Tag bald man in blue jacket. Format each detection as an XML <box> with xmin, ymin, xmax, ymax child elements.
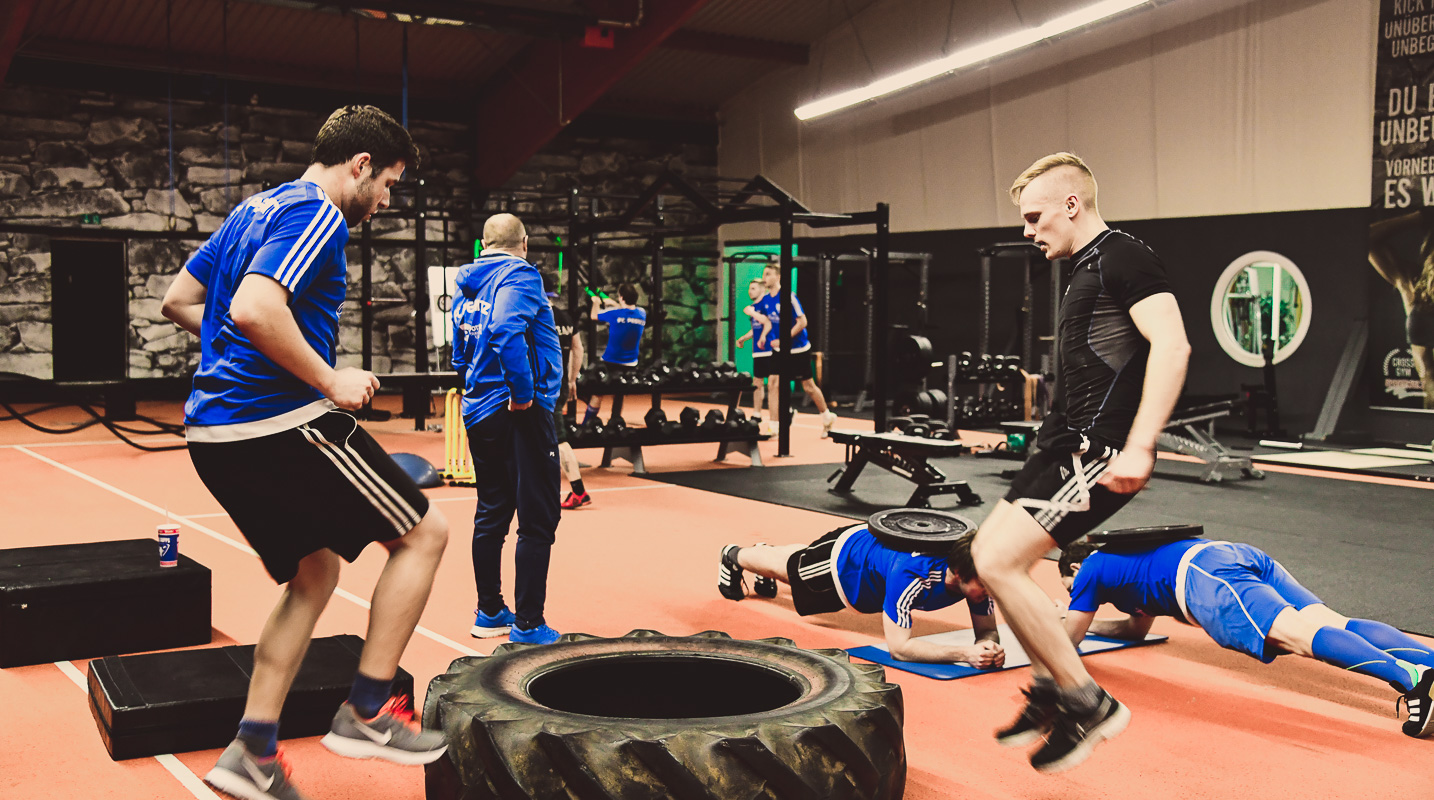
<box><xmin>451</xmin><ymin>213</ymin><xmax>564</xmax><ymax>645</ymax></box>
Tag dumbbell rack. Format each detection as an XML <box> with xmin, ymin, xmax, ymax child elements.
<box><xmin>571</xmin><ymin>377</ymin><xmax>769</xmax><ymax>476</ymax></box>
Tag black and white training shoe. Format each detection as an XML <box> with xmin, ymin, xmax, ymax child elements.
<box><xmin>750</xmin><ymin>542</ymin><xmax>778</xmax><ymax>598</ymax></box>
<box><xmin>1028</xmin><ymin>689</ymin><xmax>1130</xmax><ymax>773</ymax></box>
<box><xmin>718</xmin><ymin>545</ymin><xmax>745</xmax><ymax>601</ymax></box>
<box><xmin>1400</xmin><ymin>666</ymin><xmax>1434</xmax><ymax>738</ymax></box>
<box><xmin>995</xmin><ymin>683</ymin><xmax>1059</xmax><ymax>747</ymax></box>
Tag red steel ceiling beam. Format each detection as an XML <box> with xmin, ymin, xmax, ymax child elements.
<box><xmin>663</xmin><ymin>29</ymin><xmax>808</xmax><ymax>65</ymax></box>
<box><xmin>0</xmin><ymin>0</ymin><xmax>37</xmax><ymax>85</ymax></box>
<box><xmin>471</xmin><ymin>0</ymin><xmax>711</xmax><ymax>188</ymax></box>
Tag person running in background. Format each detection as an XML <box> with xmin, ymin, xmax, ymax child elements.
<box><xmin>752</xmin><ymin>260</ymin><xmax>838</xmax><ymax>436</ymax></box>
<box><xmin>736</xmin><ymin>277</ymin><xmax>773</xmax><ymax>425</ymax></box>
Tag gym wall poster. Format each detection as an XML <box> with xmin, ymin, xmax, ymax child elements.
<box><xmin>1370</xmin><ymin>0</ymin><xmax>1434</xmax><ymax>412</ymax></box>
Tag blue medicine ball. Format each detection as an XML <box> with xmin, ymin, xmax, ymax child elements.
<box><xmin>391</xmin><ymin>452</ymin><xmax>442</xmax><ymax>488</ymax></box>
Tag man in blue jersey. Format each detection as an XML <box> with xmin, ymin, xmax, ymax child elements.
<box><xmin>1051</xmin><ymin>539</ymin><xmax>1434</xmax><ymax>739</ymax></box>
<box><xmin>751</xmin><ymin>260</ymin><xmax>838</xmax><ymax>436</ymax></box>
<box><xmin>160</xmin><ymin>105</ymin><xmax>447</xmax><ymax>800</ymax></box>
<box><xmin>451</xmin><ymin>213</ymin><xmax>564</xmax><ymax>646</ymax></box>
<box><xmin>735</xmin><ymin>278</ymin><xmax>773</xmax><ymax>422</ymax></box>
<box><xmin>717</xmin><ymin>527</ymin><xmax>1004</xmax><ymax>668</ymax></box>
<box><xmin>583</xmin><ymin>283</ymin><xmax>645</xmax><ymax>424</ymax></box>
<box><xmin>971</xmin><ymin>153</ymin><xmax>1191</xmax><ymax>773</ymax></box>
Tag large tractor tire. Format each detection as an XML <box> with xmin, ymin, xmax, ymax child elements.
<box><xmin>422</xmin><ymin>630</ymin><xmax>905</xmax><ymax>800</ymax></box>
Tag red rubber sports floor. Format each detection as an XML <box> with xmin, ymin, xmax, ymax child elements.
<box><xmin>1</xmin><ymin>400</ymin><xmax>1430</xmax><ymax>799</ymax></box>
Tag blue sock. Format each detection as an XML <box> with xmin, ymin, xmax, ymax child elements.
<box><xmin>236</xmin><ymin>719</ymin><xmax>278</xmax><ymax>758</ymax></box>
<box><xmin>582</xmin><ymin>406</ymin><xmax>597</xmax><ymax>424</ymax></box>
<box><xmin>347</xmin><ymin>671</ymin><xmax>394</xmax><ymax>719</ymax></box>
<box><xmin>1312</xmin><ymin>627</ymin><xmax>1422</xmax><ymax>692</ymax></box>
<box><xmin>1345</xmin><ymin>618</ymin><xmax>1434</xmax><ymax>669</ymax></box>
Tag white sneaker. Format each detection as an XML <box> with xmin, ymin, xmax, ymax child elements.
<box><xmin>821</xmin><ymin>411</ymin><xmax>838</xmax><ymax>437</ymax></box>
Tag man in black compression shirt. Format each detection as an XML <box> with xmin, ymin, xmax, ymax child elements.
<box><xmin>970</xmin><ymin>153</ymin><xmax>1191</xmax><ymax>774</ymax></box>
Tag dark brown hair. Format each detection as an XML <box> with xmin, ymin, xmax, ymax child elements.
<box><xmin>618</xmin><ymin>283</ymin><xmax>638</xmax><ymax>304</ymax></box>
<box><xmin>1058</xmin><ymin>541</ymin><xmax>1099</xmax><ymax>579</ymax></box>
<box><xmin>946</xmin><ymin>532</ymin><xmax>978</xmax><ymax>583</ymax></box>
<box><xmin>312</xmin><ymin>105</ymin><xmax>420</xmax><ymax>174</ymax></box>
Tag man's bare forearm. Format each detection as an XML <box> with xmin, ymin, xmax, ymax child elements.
<box><xmin>1124</xmin><ymin>340</ymin><xmax>1189</xmax><ymax>451</ymax></box>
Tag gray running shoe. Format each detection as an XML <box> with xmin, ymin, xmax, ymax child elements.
<box><xmin>204</xmin><ymin>740</ymin><xmax>308</xmax><ymax>800</ymax></box>
<box><xmin>320</xmin><ymin>696</ymin><xmax>448</xmax><ymax>765</ymax></box>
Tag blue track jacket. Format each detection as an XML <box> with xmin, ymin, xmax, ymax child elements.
<box><xmin>451</xmin><ymin>253</ymin><xmax>562</xmax><ymax>427</ymax></box>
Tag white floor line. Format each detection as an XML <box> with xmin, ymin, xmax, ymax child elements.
<box><xmin>19</xmin><ymin>447</ymin><xmax>479</xmax><ymax>657</ymax></box>
<box><xmin>176</xmin><ymin>512</ymin><xmax>232</xmax><ymax>520</ymax></box>
<box><xmin>3</xmin><ymin>439</ymin><xmax>137</xmax><ymax>449</ymax></box>
<box><xmin>53</xmin><ymin>660</ymin><xmax>220</xmax><ymax>800</ymax></box>
<box><xmin>15</xmin><ymin>447</ymin><xmax>257</xmax><ymax>557</ymax></box>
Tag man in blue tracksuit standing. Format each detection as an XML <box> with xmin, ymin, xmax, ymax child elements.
<box><xmin>451</xmin><ymin>213</ymin><xmax>563</xmax><ymax>645</ymax></box>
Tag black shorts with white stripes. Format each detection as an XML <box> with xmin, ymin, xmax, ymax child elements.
<box><xmin>785</xmin><ymin>525</ymin><xmax>852</xmax><ymax>616</ymax></box>
<box><xmin>1003</xmin><ymin>442</ymin><xmax>1135</xmax><ymax>547</ymax></box>
<box><xmin>189</xmin><ymin>411</ymin><xmax>430</xmax><ymax>583</ymax></box>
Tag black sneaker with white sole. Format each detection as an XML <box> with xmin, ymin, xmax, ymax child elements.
<box><xmin>753</xmin><ymin>576</ymin><xmax>778</xmax><ymax>598</ymax></box>
<box><xmin>1028</xmin><ymin>689</ymin><xmax>1130</xmax><ymax>773</ymax></box>
<box><xmin>718</xmin><ymin>545</ymin><xmax>745</xmax><ymax>600</ymax></box>
<box><xmin>995</xmin><ymin>683</ymin><xmax>1059</xmax><ymax>747</ymax></box>
<box><xmin>1400</xmin><ymin>666</ymin><xmax>1434</xmax><ymax>738</ymax></box>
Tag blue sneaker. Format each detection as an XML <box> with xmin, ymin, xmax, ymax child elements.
<box><xmin>471</xmin><ymin>607</ymin><xmax>515</xmax><ymax>638</ymax></box>
<box><xmin>509</xmin><ymin>624</ymin><xmax>560</xmax><ymax>644</ymax></box>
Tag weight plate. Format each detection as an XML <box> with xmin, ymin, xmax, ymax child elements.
<box><xmin>868</xmin><ymin>508</ymin><xmax>977</xmax><ymax>554</ymax></box>
<box><xmin>1086</xmin><ymin>524</ymin><xmax>1204</xmax><ymax>552</ymax></box>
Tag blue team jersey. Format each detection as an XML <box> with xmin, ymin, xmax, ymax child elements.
<box><xmin>749</xmin><ymin>312</ymin><xmax>771</xmax><ymax>354</ymax></box>
<box><xmin>834</xmin><ymin>528</ymin><xmax>994</xmax><ymax>628</ymax></box>
<box><xmin>753</xmin><ymin>292</ymin><xmax>810</xmax><ymax>353</ymax></box>
<box><xmin>183</xmin><ymin>181</ymin><xmax>349</xmax><ymax>434</ymax></box>
<box><xmin>598</xmin><ymin>306</ymin><xmax>646</xmax><ymax>366</ymax></box>
<box><xmin>1067</xmin><ymin>539</ymin><xmax>1206</xmax><ymax>618</ymax></box>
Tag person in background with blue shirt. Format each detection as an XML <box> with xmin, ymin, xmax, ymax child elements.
<box><xmin>451</xmin><ymin>213</ymin><xmax>563</xmax><ymax>647</ymax></box>
<box><xmin>583</xmin><ymin>283</ymin><xmax>645</xmax><ymax>425</ymax></box>
<box><xmin>751</xmin><ymin>260</ymin><xmax>839</xmax><ymax>437</ymax></box>
<box><xmin>734</xmin><ymin>278</ymin><xmax>773</xmax><ymax>423</ymax></box>
<box><xmin>716</xmin><ymin>526</ymin><xmax>1003</xmax><ymax>667</ymax></box>
<box><xmin>160</xmin><ymin>105</ymin><xmax>448</xmax><ymax>800</ymax></box>
<box><xmin>1053</xmin><ymin>538</ymin><xmax>1434</xmax><ymax>740</ymax></box>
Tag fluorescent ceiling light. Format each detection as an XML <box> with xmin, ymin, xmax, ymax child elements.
<box><xmin>794</xmin><ymin>0</ymin><xmax>1153</xmax><ymax>120</ymax></box>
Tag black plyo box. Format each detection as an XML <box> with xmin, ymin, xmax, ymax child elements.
<box><xmin>88</xmin><ymin>634</ymin><xmax>416</xmax><ymax>760</ymax></box>
<box><xmin>0</xmin><ymin>538</ymin><xmax>211</xmax><ymax>668</ymax></box>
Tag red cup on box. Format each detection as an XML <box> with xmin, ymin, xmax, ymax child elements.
<box><xmin>158</xmin><ymin>523</ymin><xmax>180</xmax><ymax>567</ymax></box>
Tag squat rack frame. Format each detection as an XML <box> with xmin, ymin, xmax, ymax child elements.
<box><xmin>564</xmin><ymin>170</ymin><xmax>892</xmax><ymax>456</ymax></box>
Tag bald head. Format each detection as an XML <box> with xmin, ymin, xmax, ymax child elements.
<box><xmin>483</xmin><ymin>213</ymin><xmax>527</xmax><ymax>253</ymax></box>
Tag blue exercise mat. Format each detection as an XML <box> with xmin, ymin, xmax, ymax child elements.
<box><xmin>847</xmin><ymin>624</ymin><xmax>1167</xmax><ymax>680</ymax></box>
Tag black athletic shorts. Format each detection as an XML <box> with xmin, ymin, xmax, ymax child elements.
<box><xmin>1003</xmin><ymin>440</ymin><xmax>1134</xmax><ymax>547</ymax></box>
<box><xmin>753</xmin><ymin>352</ymin><xmax>813</xmax><ymax>381</ymax></box>
<box><xmin>786</xmin><ymin>524</ymin><xmax>859</xmax><ymax>616</ymax></box>
<box><xmin>189</xmin><ymin>410</ymin><xmax>430</xmax><ymax>583</ymax></box>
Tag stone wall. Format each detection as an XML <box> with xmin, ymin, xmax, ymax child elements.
<box><xmin>0</xmin><ymin>82</ymin><xmax>720</xmax><ymax>381</ymax></box>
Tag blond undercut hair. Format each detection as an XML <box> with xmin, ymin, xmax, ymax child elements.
<box><xmin>1009</xmin><ymin>152</ymin><xmax>1098</xmax><ymax>212</ymax></box>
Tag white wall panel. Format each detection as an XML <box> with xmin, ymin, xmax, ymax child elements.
<box><xmin>717</xmin><ymin>0</ymin><xmax>1377</xmax><ymax>233</ymax></box>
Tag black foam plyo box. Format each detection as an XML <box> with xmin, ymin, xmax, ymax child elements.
<box><xmin>88</xmin><ymin>634</ymin><xmax>416</xmax><ymax>760</ymax></box>
<box><xmin>0</xmin><ymin>539</ymin><xmax>211</xmax><ymax>668</ymax></box>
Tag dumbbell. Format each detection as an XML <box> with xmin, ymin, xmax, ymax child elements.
<box><xmin>888</xmin><ymin>415</ymin><xmax>913</xmax><ymax>434</ymax></box>
<box><xmin>607</xmin><ymin>415</ymin><xmax>628</xmax><ymax>439</ymax></box>
<box><xmin>700</xmin><ymin>409</ymin><xmax>726</xmax><ymax>432</ymax></box>
<box><xmin>905</xmin><ymin>423</ymin><xmax>930</xmax><ymax>438</ymax></box>
<box><xmin>724</xmin><ymin>408</ymin><xmax>748</xmax><ymax>434</ymax></box>
<box><xmin>579</xmin><ymin>417</ymin><xmax>605</xmax><ymax>441</ymax></box>
<box><xmin>679</xmin><ymin>406</ymin><xmax>701</xmax><ymax>430</ymax></box>
<box><xmin>957</xmin><ymin>351</ymin><xmax>974</xmax><ymax>380</ymax></box>
<box><xmin>645</xmin><ymin>407</ymin><xmax>681</xmax><ymax>437</ymax></box>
